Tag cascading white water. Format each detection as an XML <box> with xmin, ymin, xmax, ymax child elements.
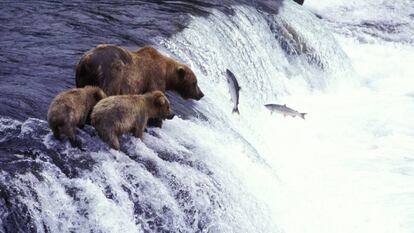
<box><xmin>159</xmin><ymin>0</ymin><xmax>414</xmax><ymax>232</ymax></box>
<box><xmin>2</xmin><ymin>1</ymin><xmax>414</xmax><ymax>232</ymax></box>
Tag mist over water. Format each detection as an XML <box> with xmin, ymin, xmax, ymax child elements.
<box><xmin>1</xmin><ymin>0</ymin><xmax>414</xmax><ymax>232</ymax></box>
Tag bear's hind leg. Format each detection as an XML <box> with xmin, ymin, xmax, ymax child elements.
<box><xmin>98</xmin><ymin>129</ymin><xmax>120</xmax><ymax>150</ymax></box>
<box><xmin>106</xmin><ymin>134</ymin><xmax>120</xmax><ymax>150</ymax></box>
<box><xmin>63</xmin><ymin>124</ymin><xmax>82</xmax><ymax>148</ymax></box>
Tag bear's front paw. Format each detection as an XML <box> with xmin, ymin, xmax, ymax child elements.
<box><xmin>147</xmin><ymin>118</ymin><xmax>163</xmax><ymax>128</ymax></box>
<box><xmin>70</xmin><ymin>138</ymin><xmax>83</xmax><ymax>149</ymax></box>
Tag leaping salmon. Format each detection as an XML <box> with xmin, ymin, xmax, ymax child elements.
<box><xmin>265</xmin><ymin>104</ymin><xmax>306</xmax><ymax>119</ymax></box>
<box><xmin>226</xmin><ymin>69</ymin><xmax>241</xmax><ymax>114</ymax></box>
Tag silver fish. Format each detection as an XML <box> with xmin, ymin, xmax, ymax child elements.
<box><xmin>226</xmin><ymin>69</ymin><xmax>241</xmax><ymax>114</ymax></box>
<box><xmin>265</xmin><ymin>104</ymin><xmax>307</xmax><ymax>119</ymax></box>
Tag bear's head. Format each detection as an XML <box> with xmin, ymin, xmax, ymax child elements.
<box><xmin>174</xmin><ymin>65</ymin><xmax>204</xmax><ymax>101</ymax></box>
<box><xmin>152</xmin><ymin>91</ymin><xmax>175</xmax><ymax>120</ymax></box>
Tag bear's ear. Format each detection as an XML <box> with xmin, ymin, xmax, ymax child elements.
<box><xmin>94</xmin><ymin>90</ymin><xmax>106</xmax><ymax>101</ymax></box>
<box><xmin>154</xmin><ymin>96</ymin><xmax>166</xmax><ymax>107</ymax></box>
<box><xmin>177</xmin><ymin>66</ymin><xmax>185</xmax><ymax>80</ymax></box>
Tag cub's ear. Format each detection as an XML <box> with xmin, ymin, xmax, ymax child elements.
<box><xmin>154</xmin><ymin>96</ymin><xmax>166</xmax><ymax>107</ymax></box>
<box><xmin>177</xmin><ymin>66</ymin><xmax>185</xmax><ymax>80</ymax></box>
<box><xmin>94</xmin><ymin>90</ymin><xmax>106</xmax><ymax>101</ymax></box>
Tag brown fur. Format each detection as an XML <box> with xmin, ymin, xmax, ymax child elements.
<box><xmin>76</xmin><ymin>45</ymin><xmax>204</xmax><ymax>100</ymax></box>
<box><xmin>47</xmin><ymin>86</ymin><xmax>107</xmax><ymax>147</ymax></box>
<box><xmin>91</xmin><ymin>91</ymin><xmax>174</xmax><ymax>150</ymax></box>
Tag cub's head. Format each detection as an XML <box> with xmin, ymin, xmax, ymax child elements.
<box><xmin>174</xmin><ymin>65</ymin><xmax>204</xmax><ymax>101</ymax></box>
<box><xmin>152</xmin><ymin>91</ymin><xmax>175</xmax><ymax>120</ymax></box>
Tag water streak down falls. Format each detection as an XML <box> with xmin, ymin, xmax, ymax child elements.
<box><xmin>1</xmin><ymin>0</ymin><xmax>414</xmax><ymax>233</ymax></box>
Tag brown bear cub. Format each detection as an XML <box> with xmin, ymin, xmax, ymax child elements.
<box><xmin>91</xmin><ymin>91</ymin><xmax>175</xmax><ymax>150</ymax></box>
<box><xmin>76</xmin><ymin>45</ymin><xmax>204</xmax><ymax>128</ymax></box>
<box><xmin>47</xmin><ymin>87</ymin><xmax>107</xmax><ymax>148</ymax></box>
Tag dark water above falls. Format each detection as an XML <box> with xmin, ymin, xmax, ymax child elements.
<box><xmin>0</xmin><ymin>0</ymin><xmax>355</xmax><ymax>232</ymax></box>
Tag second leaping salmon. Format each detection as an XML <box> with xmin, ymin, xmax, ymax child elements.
<box><xmin>265</xmin><ymin>104</ymin><xmax>307</xmax><ymax>119</ymax></box>
<box><xmin>226</xmin><ymin>69</ymin><xmax>241</xmax><ymax>114</ymax></box>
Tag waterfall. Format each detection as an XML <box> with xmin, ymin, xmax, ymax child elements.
<box><xmin>1</xmin><ymin>0</ymin><xmax>414</xmax><ymax>232</ymax></box>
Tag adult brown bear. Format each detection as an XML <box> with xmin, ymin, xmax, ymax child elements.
<box><xmin>75</xmin><ymin>44</ymin><xmax>204</xmax><ymax>127</ymax></box>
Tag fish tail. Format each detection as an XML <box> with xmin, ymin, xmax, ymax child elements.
<box><xmin>232</xmin><ymin>108</ymin><xmax>240</xmax><ymax>115</ymax></box>
<box><xmin>300</xmin><ymin>113</ymin><xmax>307</xmax><ymax>120</ymax></box>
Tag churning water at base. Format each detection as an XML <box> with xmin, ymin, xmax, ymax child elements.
<box><xmin>1</xmin><ymin>0</ymin><xmax>414</xmax><ymax>232</ymax></box>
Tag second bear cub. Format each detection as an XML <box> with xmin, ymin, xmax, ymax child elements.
<box><xmin>91</xmin><ymin>91</ymin><xmax>175</xmax><ymax>150</ymax></box>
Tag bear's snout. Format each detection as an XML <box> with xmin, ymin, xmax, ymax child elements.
<box><xmin>196</xmin><ymin>90</ymin><xmax>204</xmax><ymax>100</ymax></box>
<box><xmin>167</xmin><ymin>111</ymin><xmax>175</xmax><ymax>119</ymax></box>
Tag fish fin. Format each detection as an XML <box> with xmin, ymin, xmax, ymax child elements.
<box><xmin>232</xmin><ymin>108</ymin><xmax>240</xmax><ymax>115</ymax></box>
<box><xmin>300</xmin><ymin>113</ymin><xmax>307</xmax><ymax>120</ymax></box>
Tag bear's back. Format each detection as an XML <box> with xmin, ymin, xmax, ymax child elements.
<box><xmin>88</xmin><ymin>44</ymin><xmax>133</xmax><ymax>68</ymax></box>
